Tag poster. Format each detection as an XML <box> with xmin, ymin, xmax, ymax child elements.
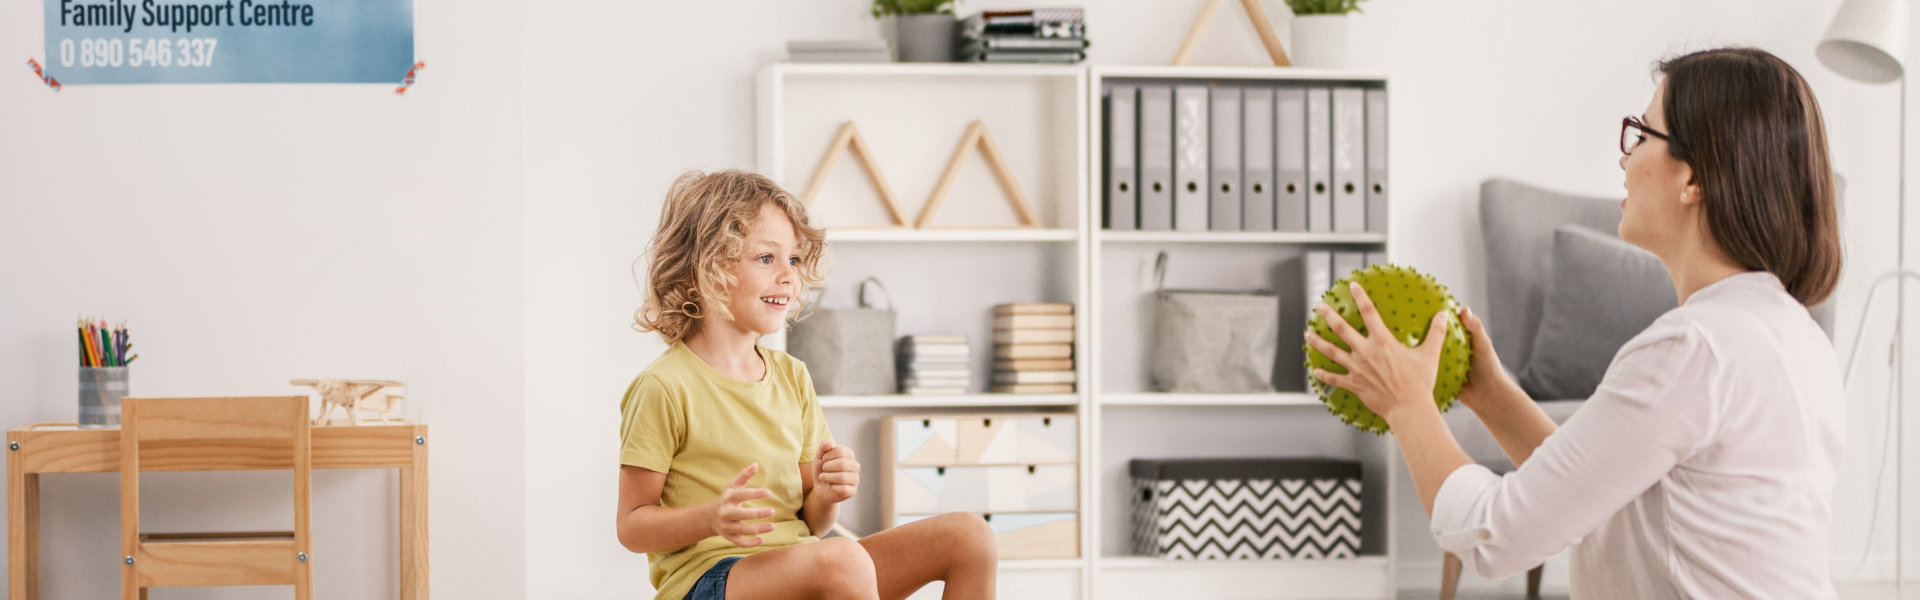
<box><xmin>42</xmin><ymin>0</ymin><xmax>414</xmax><ymax>85</ymax></box>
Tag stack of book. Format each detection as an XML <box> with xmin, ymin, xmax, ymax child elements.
<box><xmin>958</xmin><ymin>8</ymin><xmax>1088</xmax><ymax>64</ymax></box>
<box><xmin>990</xmin><ymin>303</ymin><xmax>1076</xmax><ymax>394</ymax></box>
<box><xmin>786</xmin><ymin>39</ymin><xmax>891</xmax><ymax>63</ymax></box>
<box><xmin>897</xmin><ymin>334</ymin><xmax>971</xmax><ymax>395</ymax></box>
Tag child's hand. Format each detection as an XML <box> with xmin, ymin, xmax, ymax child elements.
<box><xmin>813</xmin><ymin>441</ymin><xmax>860</xmax><ymax>504</ymax></box>
<box><xmin>708</xmin><ymin>463</ymin><xmax>776</xmax><ymax>547</ymax></box>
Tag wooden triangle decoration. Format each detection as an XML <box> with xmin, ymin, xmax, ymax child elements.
<box><xmin>800</xmin><ymin>121</ymin><xmax>910</xmax><ymax>228</ymax></box>
<box><xmin>916</xmin><ymin>120</ymin><xmax>1041</xmax><ymax>229</ymax></box>
<box><xmin>1171</xmin><ymin>0</ymin><xmax>1292</xmax><ymax>67</ymax></box>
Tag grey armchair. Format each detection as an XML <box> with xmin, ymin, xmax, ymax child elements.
<box><xmin>1452</xmin><ymin>177</ymin><xmax>1835</xmax><ymax>464</ymax></box>
<box><xmin>1445</xmin><ymin>178</ymin><xmax>1626</xmax><ymax>471</ymax></box>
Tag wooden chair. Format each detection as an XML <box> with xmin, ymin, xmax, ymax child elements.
<box><xmin>1441</xmin><ymin>552</ymin><xmax>1541</xmax><ymax>600</ymax></box>
<box><xmin>119</xmin><ymin>396</ymin><xmax>312</xmax><ymax>600</ymax></box>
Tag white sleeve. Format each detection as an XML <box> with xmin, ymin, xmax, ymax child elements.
<box><xmin>1428</xmin><ymin>323</ymin><xmax>1719</xmax><ymax>578</ymax></box>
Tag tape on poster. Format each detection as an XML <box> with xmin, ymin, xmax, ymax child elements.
<box><xmin>26</xmin><ymin>58</ymin><xmax>62</xmax><ymax>92</ymax></box>
<box><xmin>393</xmin><ymin>61</ymin><xmax>425</xmax><ymax>95</ymax></box>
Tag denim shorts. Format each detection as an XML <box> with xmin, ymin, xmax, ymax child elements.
<box><xmin>683</xmin><ymin>556</ymin><xmax>742</xmax><ymax>600</ymax></box>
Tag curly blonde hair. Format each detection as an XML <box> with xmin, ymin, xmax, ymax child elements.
<box><xmin>635</xmin><ymin>170</ymin><xmax>830</xmax><ymax>345</ymax></box>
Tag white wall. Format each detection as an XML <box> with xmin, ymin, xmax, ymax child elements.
<box><xmin>0</xmin><ymin>0</ymin><xmax>526</xmax><ymax>598</ymax></box>
<box><xmin>5</xmin><ymin>0</ymin><xmax>1909</xmax><ymax>599</ymax></box>
<box><xmin>524</xmin><ymin>1</ymin><xmax>1919</xmax><ymax>598</ymax></box>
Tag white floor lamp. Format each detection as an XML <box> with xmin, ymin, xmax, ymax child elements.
<box><xmin>1820</xmin><ymin>0</ymin><xmax>1915</xmax><ymax>585</ymax></box>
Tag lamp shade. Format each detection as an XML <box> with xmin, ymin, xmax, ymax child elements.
<box><xmin>1818</xmin><ymin>0</ymin><xmax>1910</xmax><ymax>83</ymax></box>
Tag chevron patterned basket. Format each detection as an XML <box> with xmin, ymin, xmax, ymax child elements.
<box><xmin>1129</xmin><ymin>458</ymin><xmax>1363</xmax><ymax>560</ymax></box>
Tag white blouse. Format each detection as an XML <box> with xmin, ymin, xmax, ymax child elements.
<box><xmin>1432</xmin><ymin>271</ymin><xmax>1845</xmax><ymax>599</ymax></box>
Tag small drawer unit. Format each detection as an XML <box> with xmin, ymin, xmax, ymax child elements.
<box><xmin>1130</xmin><ymin>457</ymin><xmax>1362</xmax><ymax>560</ymax></box>
<box><xmin>884</xmin><ymin>413</ymin><xmax>1080</xmax><ymax>559</ymax></box>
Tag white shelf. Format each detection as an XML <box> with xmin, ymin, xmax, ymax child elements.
<box><xmin>772</xmin><ymin>62</ymin><xmax>1084</xmax><ymax>78</ymax></box>
<box><xmin>1094</xmin><ymin>556</ymin><xmax>1392</xmax><ymax>600</ymax></box>
<box><xmin>1091</xmin><ymin>65</ymin><xmax>1389</xmax><ymax>82</ymax></box>
<box><xmin>820</xmin><ymin>394</ymin><xmax>1080</xmax><ymax>409</ymax></box>
<box><xmin>827</xmin><ymin>228</ymin><xmax>1078</xmax><ymax>243</ymax></box>
<box><xmin>999</xmin><ymin>558</ymin><xmax>1085</xmax><ymax>571</ymax></box>
<box><xmin>1099</xmin><ymin>392</ymin><xmax>1321</xmax><ymax>407</ymax></box>
<box><xmin>1098</xmin><ymin>230</ymin><xmax>1384</xmax><ymax>244</ymax></box>
<box><xmin>1098</xmin><ymin>555</ymin><xmax>1389</xmax><ymax>570</ymax></box>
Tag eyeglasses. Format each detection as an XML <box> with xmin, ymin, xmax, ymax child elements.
<box><xmin>1620</xmin><ymin>116</ymin><xmax>1673</xmax><ymax>156</ymax></box>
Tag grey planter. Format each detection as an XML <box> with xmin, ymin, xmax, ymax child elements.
<box><xmin>884</xmin><ymin>13</ymin><xmax>957</xmax><ymax>62</ymax></box>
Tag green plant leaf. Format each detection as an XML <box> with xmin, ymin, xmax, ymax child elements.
<box><xmin>872</xmin><ymin>0</ymin><xmax>956</xmax><ymax>17</ymax></box>
<box><xmin>1285</xmin><ymin>0</ymin><xmax>1365</xmax><ymax>16</ymax></box>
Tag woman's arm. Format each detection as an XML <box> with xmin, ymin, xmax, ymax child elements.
<box><xmin>1306</xmin><ymin>285</ymin><xmax>1472</xmax><ymax>513</ymax></box>
<box><xmin>1315</xmin><ymin>284</ymin><xmax>1719</xmax><ymax>578</ymax></box>
<box><xmin>616</xmin><ymin>463</ymin><xmax>775</xmax><ymax>554</ymax></box>
<box><xmin>1452</xmin><ymin>307</ymin><xmax>1559</xmax><ymax>466</ymax></box>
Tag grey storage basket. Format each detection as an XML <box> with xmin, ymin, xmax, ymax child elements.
<box><xmin>1148</xmin><ymin>252</ymin><xmax>1280</xmax><ymax>393</ymax></box>
<box><xmin>787</xmin><ymin>277</ymin><xmax>897</xmax><ymax>395</ymax></box>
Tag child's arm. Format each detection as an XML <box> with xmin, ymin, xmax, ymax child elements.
<box><xmin>617</xmin><ymin>463</ymin><xmax>776</xmax><ymax>554</ymax></box>
<box><xmin>799</xmin><ymin>441</ymin><xmax>860</xmax><ymax>536</ymax></box>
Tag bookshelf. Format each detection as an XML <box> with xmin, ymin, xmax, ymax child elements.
<box><xmin>757</xmin><ymin>63</ymin><xmax>1396</xmax><ymax>600</ymax></box>
<box><xmin>760</xmin><ymin>62</ymin><xmax>1092</xmax><ymax>600</ymax></box>
<box><xmin>1086</xmin><ymin>65</ymin><xmax>1395</xmax><ymax>600</ymax></box>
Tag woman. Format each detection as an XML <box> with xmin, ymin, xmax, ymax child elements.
<box><xmin>1307</xmin><ymin>47</ymin><xmax>1844</xmax><ymax>598</ymax></box>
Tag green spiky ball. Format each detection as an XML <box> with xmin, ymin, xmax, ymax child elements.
<box><xmin>1305</xmin><ymin>264</ymin><xmax>1471</xmax><ymax>434</ymax></box>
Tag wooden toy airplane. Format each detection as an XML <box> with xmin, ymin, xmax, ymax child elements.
<box><xmin>291</xmin><ymin>378</ymin><xmax>406</xmax><ymax>425</ymax></box>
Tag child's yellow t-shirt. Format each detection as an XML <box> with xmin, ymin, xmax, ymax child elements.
<box><xmin>619</xmin><ymin>342</ymin><xmax>833</xmax><ymax>600</ymax></box>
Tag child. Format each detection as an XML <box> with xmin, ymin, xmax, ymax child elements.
<box><xmin>618</xmin><ymin>170</ymin><xmax>999</xmax><ymax>600</ymax></box>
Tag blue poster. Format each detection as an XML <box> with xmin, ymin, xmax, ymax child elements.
<box><xmin>42</xmin><ymin>0</ymin><xmax>413</xmax><ymax>84</ymax></box>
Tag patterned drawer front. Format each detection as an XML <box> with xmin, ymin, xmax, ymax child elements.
<box><xmin>1013</xmin><ymin>415</ymin><xmax>1076</xmax><ymax>463</ymax></box>
<box><xmin>956</xmin><ymin>416</ymin><xmax>1018</xmax><ymax>464</ymax></box>
<box><xmin>894</xmin><ymin>417</ymin><xmax>959</xmax><ymax>465</ymax></box>
<box><xmin>985</xmin><ymin>464</ymin><xmax>1078</xmax><ymax>513</ymax></box>
<box><xmin>894</xmin><ymin>466</ymin><xmax>989</xmax><ymax>514</ymax></box>
<box><xmin>1130</xmin><ymin>459</ymin><xmax>1362</xmax><ymax>560</ymax></box>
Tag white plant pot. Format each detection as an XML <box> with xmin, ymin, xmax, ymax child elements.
<box><xmin>1290</xmin><ymin>14</ymin><xmax>1350</xmax><ymax>69</ymax></box>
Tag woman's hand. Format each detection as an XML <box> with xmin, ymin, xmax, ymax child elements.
<box><xmin>812</xmin><ymin>441</ymin><xmax>859</xmax><ymax>504</ymax></box>
<box><xmin>1306</xmin><ymin>281</ymin><xmax>1452</xmax><ymax>426</ymax></box>
<box><xmin>708</xmin><ymin>463</ymin><xmax>776</xmax><ymax>547</ymax></box>
<box><xmin>1452</xmin><ymin>305</ymin><xmax>1514</xmax><ymax>411</ymax></box>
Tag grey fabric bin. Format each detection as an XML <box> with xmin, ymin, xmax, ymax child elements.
<box><xmin>787</xmin><ymin>278</ymin><xmax>896</xmax><ymax>395</ymax></box>
<box><xmin>1148</xmin><ymin>252</ymin><xmax>1279</xmax><ymax>393</ymax></box>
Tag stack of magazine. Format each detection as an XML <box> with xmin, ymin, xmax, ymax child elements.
<box><xmin>959</xmin><ymin>8</ymin><xmax>1088</xmax><ymax>63</ymax></box>
<box><xmin>787</xmin><ymin>39</ymin><xmax>891</xmax><ymax>63</ymax></box>
<box><xmin>897</xmin><ymin>335</ymin><xmax>972</xmax><ymax>395</ymax></box>
<box><xmin>990</xmin><ymin>303</ymin><xmax>1076</xmax><ymax>393</ymax></box>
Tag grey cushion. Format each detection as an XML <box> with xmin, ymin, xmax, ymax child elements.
<box><xmin>1479</xmin><ymin>179</ymin><xmax>1625</xmax><ymax>375</ymax></box>
<box><xmin>1516</xmin><ymin>225</ymin><xmax>1677</xmax><ymax>400</ymax></box>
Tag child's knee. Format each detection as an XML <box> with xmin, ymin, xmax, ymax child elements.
<box><xmin>939</xmin><ymin>513</ymin><xmax>999</xmax><ymax>560</ymax></box>
<box><xmin>807</xmin><ymin>537</ymin><xmax>876</xmax><ymax>596</ymax></box>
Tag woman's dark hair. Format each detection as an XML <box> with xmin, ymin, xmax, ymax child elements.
<box><xmin>1657</xmin><ymin>47</ymin><xmax>1842</xmax><ymax>306</ymax></box>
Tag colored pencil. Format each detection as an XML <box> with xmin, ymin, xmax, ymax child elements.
<box><xmin>77</xmin><ymin>317</ymin><xmax>134</xmax><ymax>367</ymax></box>
<box><xmin>98</xmin><ymin>322</ymin><xmax>111</xmax><ymax>366</ymax></box>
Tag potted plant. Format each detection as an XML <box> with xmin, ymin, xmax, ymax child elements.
<box><xmin>1286</xmin><ymin>0</ymin><xmax>1365</xmax><ymax>68</ymax></box>
<box><xmin>873</xmin><ymin>0</ymin><xmax>957</xmax><ymax>62</ymax></box>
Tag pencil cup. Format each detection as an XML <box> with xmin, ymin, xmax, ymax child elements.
<box><xmin>78</xmin><ymin>366</ymin><xmax>128</xmax><ymax>429</ymax></box>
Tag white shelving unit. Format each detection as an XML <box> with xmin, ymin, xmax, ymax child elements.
<box><xmin>1086</xmin><ymin>65</ymin><xmax>1395</xmax><ymax>600</ymax></box>
<box><xmin>759</xmin><ymin>62</ymin><xmax>1093</xmax><ymax>600</ymax></box>
<box><xmin>757</xmin><ymin>62</ymin><xmax>1396</xmax><ymax>600</ymax></box>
